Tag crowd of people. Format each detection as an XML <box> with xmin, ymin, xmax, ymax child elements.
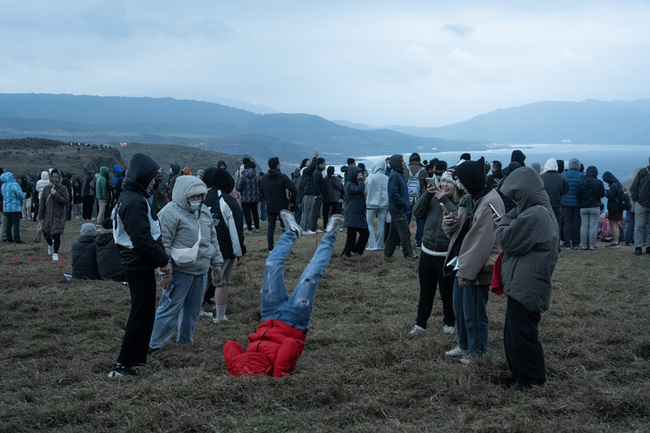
<box><xmin>2</xmin><ymin>149</ymin><xmax>649</xmax><ymax>390</ymax></box>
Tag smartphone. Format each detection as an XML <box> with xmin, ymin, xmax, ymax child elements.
<box><xmin>439</xmin><ymin>203</ymin><xmax>447</xmax><ymax>214</ymax></box>
<box><xmin>426</xmin><ymin>177</ymin><xmax>438</xmax><ymax>188</ymax></box>
<box><xmin>489</xmin><ymin>203</ymin><xmax>501</xmax><ymax>218</ymax></box>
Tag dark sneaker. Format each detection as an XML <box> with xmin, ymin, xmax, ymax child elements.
<box><xmin>635</xmin><ymin>247</ymin><xmax>643</xmax><ymax>256</ymax></box>
<box><xmin>646</xmin><ymin>247</ymin><xmax>650</xmax><ymax>255</ymax></box>
<box><xmin>606</xmin><ymin>242</ymin><xmax>620</xmax><ymax>249</ymax></box>
<box><xmin>280</xmin><ymin>210</ymin><xmax>302</xmax><ymax>237</ymax></box>
<box><xmin>107</xmin><ymin>363</ymin><xmax>137</xmax><ymax>378</ymax></box>
<box><xmin>326</xmin><ymin>214</ymin><xmax>344</xmax><ymax>233</ymax></box>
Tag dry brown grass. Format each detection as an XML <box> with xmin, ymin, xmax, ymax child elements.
<box><xmin>1</xmin><ymin>219</ymin><xmax>649</xmax><ymax>432</ymax></box>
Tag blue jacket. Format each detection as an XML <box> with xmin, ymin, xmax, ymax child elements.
<box><xmin>1</xmin><ymin>172</ymin><xmax>26</xmax><ymax>212</ymax></box>
<box><xmin>388</xmin><ymin>166</ymin><xmax>409</xmax><ymax>212</ymax></box>
<box><xmin>561</xmin><ymin>169</ymin><xmax>585</xmax><ymax>207</ymax></box>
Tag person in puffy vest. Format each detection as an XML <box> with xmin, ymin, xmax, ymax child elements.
<box><xmin>71</xmin><ymin>223</ymin><xmax>100</xmax><ymax>280</ymax></box>
<box><xmin>223</xmin><ymin>211</ymin><xmax>343</xmax><ymax>377</ymax></box>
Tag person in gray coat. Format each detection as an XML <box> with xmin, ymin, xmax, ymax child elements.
<box><xmin>494</xmin><ymin>166</ymin><xmax>559</xmax><ymax>389</ymax></box>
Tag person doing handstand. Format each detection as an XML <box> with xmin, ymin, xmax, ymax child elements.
<box><xmin>223</xmin><ymin>210</ymin><xmax>344</xmax><ymax>377</ymax></box>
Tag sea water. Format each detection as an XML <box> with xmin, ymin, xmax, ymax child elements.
<box><xmin>356</xmin><ymin>144</ymin><xmax>650</xmax><ymax>185</ymax></box>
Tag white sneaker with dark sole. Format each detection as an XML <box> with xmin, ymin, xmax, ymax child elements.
<box><xmin>326</xmin><ymin>214</ymin><xmax>344</xmax><ymax>233</ymax></box>
<box><xmin>409</xmin><ymin>325</ymin><xmax>425</xmax><ymax>335</ymax></box>
<box><xmin>280</xmin><ymin>210</ymin><xmax>303</xmax><ymax>237</ymax></box>
<box><xmin>443</xmin><ymin>325</ymin><xmax>456</xmax><ymax>334</ymax></box>
<box><xmin>445</xmin><ymin>346</ymin><xmax>468</xmax><ymax>357</ymax></box>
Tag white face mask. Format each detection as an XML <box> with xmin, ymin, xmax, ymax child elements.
<box><xmin>188</xmin><ymin>200</ymin><xmax>202</xmax><ymax>211</ymax></box>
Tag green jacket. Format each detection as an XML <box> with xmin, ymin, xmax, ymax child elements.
<box><xmin>95</xmin><ymin>166</ymin><xmax>109</xmax><ymax>200</ymax></box>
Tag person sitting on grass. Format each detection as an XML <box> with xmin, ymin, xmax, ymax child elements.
<box><xmin>96</xmin><ymin>218</ymin><xmax>126</xmax><ymax>281</ymax></box>
<box><xmin>223</xmin><ymin>210</ymin><xmax>344</xmax><ymax>377</ymax></box>
<box><xmin>71</xmin><ymin>223</ymin><xmax>100</xmax><ymax>280</ymax></box>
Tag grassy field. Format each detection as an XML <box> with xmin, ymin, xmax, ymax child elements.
<box><xmin>1</xmin><ymin>218</ymin><xmax>649</xmax><ymax>432</ymax></box>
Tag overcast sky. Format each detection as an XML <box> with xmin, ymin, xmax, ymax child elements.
<box><xmin>2</xmin><ymin>1</ymin><xmax>649</xmax><ymax>127</ymax></box>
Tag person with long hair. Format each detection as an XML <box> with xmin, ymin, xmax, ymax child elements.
<box><xmin>37</xmin><ymin>169</ymin><xmax>69</xmax><ymax>261</ymax></box>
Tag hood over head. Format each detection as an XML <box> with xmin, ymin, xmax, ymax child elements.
<box><xmin>455</xmin><ymin>157</ymin><xmax>487</xmax><ymax>195</ymax></box>
<box><xmin>216</xmin><ymin>160</ymin><xmax>227</xmax><ymax>170</ymax></box>
<box><xmin>347</xmin><ymin>166</ymin><xmax>362</xmax><ymax>184</ymax></box>
<box><xmin>500</xmin><ymin>166</ymin><xmax>551</xmax><ymax>213</ymax></box>
<box><xmin>372</xmin><ymin>159</ymin><xmax>386</xmax><ymax>174</ymax></box>
<box><xmin>543</xmin><ymin>158</ymin><xmax>558</xmax><ymax>173</ymax></box>
<box><xmin>113</xmin><ymin>165</ymin><xmax>124</xmax><ymax>175</ymax></box>
<box><xmin>99</xmin><ymin>166</ymin><xmax>109</xmax><ymax>178</ymax></box>
<box><xmin>586</xmin><ymin>166</ymin><xmax>599</xmax><ymax>178</ymax></box>
<box><xmin>389</xmin><ymin>155</ymin><xmax>404</xmax><ymax>173</ymax></box>
<box><xmin>172</xmin><ymin>175</ymin><xmax>207</xmax><ymax>211</ymax></box>
<box><xmin>568</xmin><ymin>158</ymin><xmax>581</xmax><ymax>170</ymax></box>
<box><xmin>0</xmin><ymin>172</ymin><xmax>16</xmax><ymax>183</ymax></box>
<box><xmin>207</xmin><ymin>168</ymin><xmax>235</xmax><ymax>194</ymax></box>
<box><xmin>40</xmin><ymin>171</ymin><xmax>50</xmax><ymax>181</ymax></box>
<box><xmin>602</xmin><ymin>171</ymin><xmax>620</xmax><ymax>186</ymax></box>
<box><xmin>124</xmin><ymin>153</ymin><xmax>161</xmax><ymax>194</ymax></box>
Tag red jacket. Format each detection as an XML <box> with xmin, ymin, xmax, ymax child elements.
<box><xmin>223</xmin><ymin>319</ymin><xmax>307</xmax><ymax>377</ymax></box>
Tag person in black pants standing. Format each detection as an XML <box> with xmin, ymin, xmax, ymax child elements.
<box><xmin>260</xmin><ymin>157</ymin><xmax>297</xmax><ymax>251</ymax></box>
<box><xmin>108</xmin><ymin>153</ymin><xmax>169</xmax><ymax>377</ymax></box>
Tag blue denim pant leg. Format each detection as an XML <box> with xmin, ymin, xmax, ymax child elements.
<box><xmin>275</xmin><ymin>230</ymin><xmax>337</xmax><ymax>332</ymax></box>
<box><xmin>464</xmin><ymin>283</ymin><xmax>490</xmax><ymax>355</ymax></box>
<box><xmin>623</xmin><ymin>211</ymin><xmax>634</xmax><ymax>244</ymax></box>
<box><xmin>260</xmin><ymin>230</ymin><xmax>297</xmax><ymax>319</ymax></box>
<box><xmin>149</xmin><ymin>270</ymin><xmax>205</xmax><ymax>348</ymax></box>
<box><xmin>176</xmin><ymin>272</ymin><xmax>207</xmax><ymax>344</ymax></box>
<box><xmin>452</xmin><ymin>278</ymin><xmax>468</xmax><ymax>351</ymax></box>
<box><xmin>366</xmin><ymin>209</ymin><xmax>379</xmax><ymax>250</ymax></box>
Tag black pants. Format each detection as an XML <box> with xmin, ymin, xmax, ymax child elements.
<box><xmin>44</xmin><ymin>232</ymin><xmax>61</xmax><ymax>254</ymax></box>
<box><xmin>341</xmin><ymin>227</ymin><xmax>370</xmax><ymax>256</ymax></box>
<box><xmin>116</xmin><ymin>270</ymin><xmax>157</xmax><ymax>369</ymax></box>
<box><xmin>266</xmin><ymin>211</ymin><xmax>285</xmax><ymax>251</ymax></box>
<box><xmin>322</xmin><ymin>201</ymin><xmax>341</xmax><ymax>230</ymax></box>
<box><xmin>416</xmin><ymin>253</ymin><xmax>455</xmax><ymax>328</ymax></box>
<box><xmin>562</xmin><ymin>206</ymin><xmax>580</xmax><ymax>246</ymax></box>
<box><xmin>242</xmin><ymin>202</ymin><xmax>260</xmax><ymax>230</ymax></box>
<box><xmin>504</xmin><ymin>296</ymin><xmax>546</xmax><ymax>387</ymax></box>
<box><xmin>82</xmin><ymin>196</ymin><xmax>94</xmax><ymax>220</ymax></box>
<box><xmin>384</xmin><ymin>209</ymin><xmax>414</xmax><ymax>258</ymax></box>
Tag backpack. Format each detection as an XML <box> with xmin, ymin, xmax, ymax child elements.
<box><xmin>619</xmin><ymin>190</ymin><xmax>632</xmax><ymax>211</ymax></box>
<box><xmin>407</xmin><ymin>167</ymin><xmax>424</xmax><ymax>203</ymax></box>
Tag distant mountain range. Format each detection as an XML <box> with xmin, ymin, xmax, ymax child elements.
<box><xmin>0</xmin><ymin>93</ymin><xmax>648</xmax><ymax>166</ymax></box>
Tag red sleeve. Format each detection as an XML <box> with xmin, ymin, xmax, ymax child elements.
<box><xmin>273</xmin><ymin>338</ymin><xmax>302</xmax><ymax>378</ymax></box>
<box><xmin>223</xmin><ymin>340</ymin><xmax>244</xmax><ymax>372</ymax></box>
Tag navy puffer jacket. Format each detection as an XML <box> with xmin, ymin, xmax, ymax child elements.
<box><xmin>578</xmin><ymin>166</ymin><xmax>605</xmax><ymax>209</ymax></box>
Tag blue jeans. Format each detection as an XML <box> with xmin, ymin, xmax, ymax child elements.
<box><xmin>580</xmin><ymin>207</ymin><xmax>599</xmax><ymax>247</ymax></box>
<box><xmin>260</xmin><ymin>229</ymin><xmax>336</xmax><ymax>332</ymax></box>
<box><xmin>149</xmin><ymin>271</ymin><xmax>207</xmax><ymax>349</ymax></box>
<box><xmin>453</xmin><ymin>277</ymin><xmax>489</xmax><ymax>355</ymax></box>
<box><xmin>623</xmin><ymin>211</ymin><xmax>635</xmax><ymax>244</ymax></box>
<box><xmin>366</xmin><ymin>208</ymin><xmax>387</xmax><ymax>250</ymax></box>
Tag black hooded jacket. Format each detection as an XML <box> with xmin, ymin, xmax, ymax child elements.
<box><xmin>603</xmin><ymin>171</ymin><xmax>625</xmax><ymax>212</ymax></box>
<box><xmin>114</xmin><ymin>153</ymin><xmax>169</xmax><ymax>270</ymax></box>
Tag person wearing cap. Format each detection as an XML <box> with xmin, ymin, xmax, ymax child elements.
<box><xmin>71</xmin><ymin>223</ymin><xmax>99</xmax><ymax>280</ymax></box>
<box><xmin>109</xmin><ymin>153</ymin><xmax>170</xmax><ymax>378</ymax></box>
<box><xmin>442</xmin><ymin>157</ymin><xmax>504</xmax><ymax>363</ymax></box>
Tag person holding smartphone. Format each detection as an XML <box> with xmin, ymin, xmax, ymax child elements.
<box><xmin>409</xmin><ymin>167</ymin><xmax>462</xmax><ymax>335</ymax></box>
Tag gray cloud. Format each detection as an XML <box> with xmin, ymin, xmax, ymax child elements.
<box><xmin>441</xmin><ymin>24</ymin><xmax>475</xmax><ymax>37</ymax></box>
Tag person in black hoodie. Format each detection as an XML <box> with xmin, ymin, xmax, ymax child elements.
<box><xmin>322</xmin><ymin>166</ymin><xmax>344</xmax><ymax>230</ymax></box>
<box><xmin>203</xmin><ymin>167</ymin><xmax>246</xmax><ymax>323</ymax></box>
<box><xmin>260</xmin><ymin>157</ymin><xmax>297</xmax><ymax>251</ymax></box>
<box><xmin>71</xmin><ymin>223</ymin><xmax>100</xmax><ymax>280</ymax></box>
<box><xmin>511</xmin><ymin>150</ymin><xmax>526</xmax><ymax>167</ymax></box>
<box><xmin>96</xmin><ymin>218</ymin><xmax>126</xmax><ymax>281</ymax></box>
<box><xmin>109</xmin><ymin>153</ymin><xmax>169</xmax><ymax>378</ymax></box>
<box><xmin>603</xmin><ymin>171</ymin><xmax>625</xmax><ymax>248</ymax></box>
<box><xmin>341</xmin><ymin>166</ymin><xmax>369</xmax><ymax>257</ymax></box>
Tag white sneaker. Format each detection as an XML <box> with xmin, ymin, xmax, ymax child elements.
<box><xmin>443</xmin><ymin>325</ymin><xmax>455</xmax><ymax>334</ymax></box>
<box><xmin>325</xmin><ymin>214</ymin><xmax>344</xmax><ymax>233</ymax></box>
<box><xmin>48</xmin><ymin>245</ymin><xmax>53</xmax><ymax>255</ymax></box>
<box><xmin>445</xmin><ymin>346</ymin><xmax>467</xmax><ymax>357</ymax></box>
<box><xmin>302</xmin><ymin>230</ymin><xmax>315</xmax><ymax>235</ymax></box>
<box><xmin>409</xmin><ymin>325</ymin><xmax>425</xmax><ymax>335</ymax></box>
<box><xmin>52</xmin><ymin>253</ymin><xmax>59</xmax><ymax>261</ymax></box>
<box><xmin>280</xmin><ymin>210</ymin><xmax>302</xmax><ymax>237</ymax></box>
<box><xmin>458</xmin><ymin>357</ymin><xmax>471</xmax><ymax>365</ymax></box>
<box><xmin>315</xmin><ymin>229</ymin><xmax>323</xmax><ymax>233</ymax></box>
<box><xmin>199</xmin><ymin>311</ymin><xmax>213</xmax><ymax>318</ymax></box>
<box><xmin>213</xmin><ymin>316</ymin><xmax>229</xmax><ymax>324</ymax></box>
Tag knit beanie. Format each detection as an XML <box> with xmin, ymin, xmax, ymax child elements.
<box><xmin>80</xmin><ymin>223</ymin><xmax>96</xmax><ymax>237</ymax></box>
<box><xmin>440</xmin><ymin>169</ymin><xmax>462</xmax><ymax>191</ymax></box>
<box><xmin>455</xmin><ymin>157</ymin><xmax>486</xmax><ymax>195</ymax></box>
<box><xmin>511</xmin><ymin>150</ymin><xmax>526</xmax><ymax>166</ymax></box>
<box><xmin>543</xmin><ymin>158</ymin><xmax>558</xmax><ymax>173</ymax></box>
